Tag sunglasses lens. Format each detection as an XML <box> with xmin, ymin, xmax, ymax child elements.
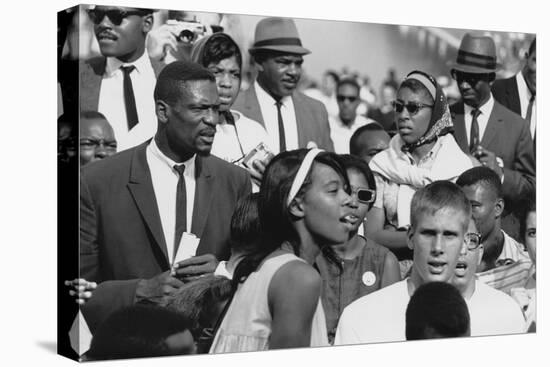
<box><xmin>89</xmin><ymin>10</ymin><xmax>124</xmax><ymax>25</ymax></box>
<box><xmin>392</xmin><ymin>101</ymin><xmax>404</xmax><ymax>113</ymax></box>
<box><xmin>357</xmin><ymin>189</ymin><xmax>374</xmax><ymax>203</ymax></box>
<box><xmin>405</xmin><ymin>103</ymin><xmax>420</xmax><ymax>114</ymax></box>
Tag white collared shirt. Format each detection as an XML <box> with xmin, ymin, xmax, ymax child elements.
<box><xmin>254</xmin><ymin>81</ymin><xmax>299</xmax><ymax>154</ymax></box>
<box><xmin>146</xmin><ymin>139</ymin><xmax>196</xmax><ymax>263</ymax></box>
<box><xmin>464</xmin><ymin>94</ymin><xmax>495</xmax><ymax>146</ymax></box>
<box><xmin>98</xmin><ymin>52</ymin><xmax>157</xmax><ymax>152</ymax></box>
<box><xmin>329</xmin><ymin>114</ymin><xmax>377</xmax><ymax>154</ymax></box>
<box><xmin>516</xmin><ymin>73</ymin><xmax>536</xmax><ymax>138</ymax></box>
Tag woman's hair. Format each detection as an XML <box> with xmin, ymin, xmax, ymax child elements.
<box><xmin>165</xmin><ymin>275</ymin><xmax>233</xmax><ymax>338</ymax></box>
<box><xmin>338</xmin><ymin>154</ymin><xmax>376</xmax><ymax>210</ymax></box>
<box><xmin>229</xmin><ymin>192</ymin><xmax>261</xmax><ymax>255</ymax></box>
<box><xmin>232</xmin><ymin>149</ymin><xmax>348</xmax><ymax>287</ymax></box>
<box><xmin>193</xmin><ymin>33</ymin><xmax>242</xmax><ymax>70</ymax></box>
<box><xmin>398</xmin><ymin>78</ymin><xmax>435</xmax><ymax>104</ymax></box>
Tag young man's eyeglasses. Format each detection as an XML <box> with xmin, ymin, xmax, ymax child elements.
<box><xmin>87</xmin><ymin>8</ymin><xmax>149</xmax><ymax>26</ymax></box>
<box><xmin>464</xmin><ymin>232</ymin><xmax>482</xmax><ymax>251</ymax></box>
<box><xmin>391</xmin><ymin>100</ymin><xmax>433</xmax><ymax>115</ymax></box>
<box><xmin>351</xmin><ymin>188</ymin><xmax>376</xmax><ymax>204</ymax></box>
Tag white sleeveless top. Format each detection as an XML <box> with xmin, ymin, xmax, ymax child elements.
<box><xmin>209</xmin><ymin>252</ymin><xmax>329</xmax><ymax>353</ymax></box>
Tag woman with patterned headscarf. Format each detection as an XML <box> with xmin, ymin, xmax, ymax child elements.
<box><xmin>365</xmin><ymin>70</ymin><xmax>478</xmax><ymax>276</ymax></box>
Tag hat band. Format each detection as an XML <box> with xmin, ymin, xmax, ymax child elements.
<box><xmin>457</xmin><ymin>50</ymin><xmax>496</xmax><ymax>69</ymax></box>
<box><xmin>253</xmin><ymin>37</ymin><xmax>303</xmax><ymax>48</ymax></box>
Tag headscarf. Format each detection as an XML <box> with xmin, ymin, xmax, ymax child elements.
<box><xmin>400</xmin><ymin>70</ymin><xmax>454</xmax><ymax>153</ymax></box>
<box><xmin>190</xmin><ymin>32</ymin><xmax>242</xmax><ymax>125</ymax></box>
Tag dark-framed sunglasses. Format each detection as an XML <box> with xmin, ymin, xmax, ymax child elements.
<box><xmin>336</xmin><ymin>95</ymin><xmax>359</xmax><ymax>103</ymax></box>
<box><xmin>464</xmin><ymin>232</ymin><xmax>482</xmax><ymax>251</ymax></box>
<box><xmin>352</xmin><ymin>188</ymin><xmax>376</xmax><ymax>204</ymax></box>
<box><xmin>451</xmin><ymin>70</ymin><xmax>491</xmax><ymax>86</ymax></box>
<box><xmin>391</xmin><ymin>100</ymin><xmax>433</xmax><ymax>115</ymax></box>
<box><xmin>87</xmin><ymin>8</ymin><xmax>148</xmax><ymax>26</ymax></box>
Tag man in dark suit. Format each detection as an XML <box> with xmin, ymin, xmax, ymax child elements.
<box><xmin>80</xmin><ymin>5</ymin><xmax>163</xmax><ymax>152</ymax></box>
<box><xmin>492</xmin><ymin>38</ymin><xmax>536</xmax><ymax>144</ymax></box>
<box><xmin>232</xmin><ymin>17</ymin><xmax>334</xmax><ymax>153</ymax></box>
<box><xmin>80</xmin><ymin>61</ymin><xmax>251</xmax><ymax>332</ymax></box>
<box><xmin>449</xmin><ymin>33</ymin><xmax>535</xmax><ymax>240</ymax></box>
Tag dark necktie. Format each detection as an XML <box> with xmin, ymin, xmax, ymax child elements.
<box><xmin>525</xmin><ymin>93</ymin><xmax>535</xmax><ymax>128</ymax></box>
<box><xmin>121</xmin><ymin>65</ymin><xmax>139</xmax><ymax>130</ymax></box>
<box><xmin>275</xmin><ymin>100</ymin><xmax>286</xmax><ymax>152</ymax></box>
<box><xmin>173</xmin><ymin>164</ymin><xmax>187</xmax><ymax>257</ymax></box>
<box><xmin>469</xmin><ymin>109</ymin><xmax>481</xmax><ymax>153</ymax></box>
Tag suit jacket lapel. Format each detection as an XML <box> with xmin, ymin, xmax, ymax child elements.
<box><xmin>292</xmin><ymin>93</ymin><xmax>307</xmax><ymax>148</ymax></box>
<box><xmin>127</xmin><ymin>142</ymin><xmax>169</xmax><ymax>263</ymax></box>
<box><xmin>451</xmin><ymin>104</ymin><xmax>469</xmax><ymax>153</ymax></box>
<box><xmin>481</xmin><ymin>103</ymin><xmax>503</xmax><ymax>148</ymax></box>
<box><xmin>191</xmin><ymin>156</ymin><xmax>214</xmax><ymax>240</ymax></box>
<box><xmin>506</xmin><ymin>77</ymin><xmax>521</xmax><ymax>115</ymax></box>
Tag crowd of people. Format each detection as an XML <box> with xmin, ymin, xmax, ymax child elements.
<box><xmin>58</xmin><ymin>5</ymin><xmax>536</xmax><ymax>361</ymax></box>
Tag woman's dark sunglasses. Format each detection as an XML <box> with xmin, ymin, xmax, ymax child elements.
<box><xmin>87</xmin><ymin>9</ymin><xmax>148</xmax><ymax>26</ymax></box>
<box><xmin>391</xmin><ymin>100</ymin><xmax>433</xmax><ymax>115</ymax></box>
<box><xmin>353</xmin><ymin>188</ymin><xmax>376</xmax><ymax>204</ymax></box>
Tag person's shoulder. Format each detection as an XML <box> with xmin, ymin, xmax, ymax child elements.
<box><xmin>202</xmin><ymin>154</ymin><xmax>249</xmax><ymax>180</ymax></box>
<box><xmin>449</xmin><ymin>101</ymin><xmax>464</xmax><ymax>114</ymax></box>
<box><xmin>294</xmin><ymin>91</ymin><xmax>326</xmax><ymax>110</ymax></box>
<box><xmin>81</xmin><ymin>145</ymin><xmax>139</xmax><ymax>180</ymax></box>
<box><xmin>81</xmin><ymin>56</ymin><xmax>106</xmax><ymax>76</ymax></box>
<box><xmin>475</xmin><ymin>280</ymin><xmax>519</xmax><ymax>306</ymax></box>
<box><xmin>346</xmin><ymin>279</ymin><xmax>406</xmax><ymax>313</ymax></box>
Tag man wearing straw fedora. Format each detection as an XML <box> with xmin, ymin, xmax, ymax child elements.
<box><xmin>233</xmin><ymin>17</ymin><xmax>334</xmax><ymax>155</ymax></box>
<box><xmin>449</xmin><ymin>33</ymin><xmax>535</xmax><ymax>240</ymax></box>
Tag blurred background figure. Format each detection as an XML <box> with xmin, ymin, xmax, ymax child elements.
<box><xmin>304</xmin><ymin>70</ymin><xmax>340</xmax><ymax>119</ymax></box>
<box><xmin>58</xmin><ymin>113</ymin><xmax>77</xmax><ymax>166</ymax></box>
<box><xmin>329</xmin><ymin>78</ymin><xmax>377</xmax><ymax>154</ymax></box>
<box><xmin>84</xmin><ymin>305</ymin><xmax>196</xmax><ymax>360</ymax></box>
<box><xmin>79</xmin><ymin>111</ymin><xmax>117</xmax><ymax>166</ymax></box>
<box><xmin>406</xmin><ymin>282</ymin><xmax>470</xmax><ymax>340</ymax></box>
<box><xmin>349</xmin><ymin>123</ymin><xmax>390</xmax><ymax>164</ymax></box>
<box><xmin>367</xmin><ymin>82</ymin><xmax>397</xmax><ymax>135</ymax></box>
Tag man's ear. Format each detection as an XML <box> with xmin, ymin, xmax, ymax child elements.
<box><xmin>494</xmin><ymin>197</ymin><xmax>504</xmax><ymax>218</ymax></box>
<box><xmin>142</xmin><ymin>14</ymin><xmax>154</xmax><ymax>33</ymax></box>
<box><xmin>156</xmin><ymin>100</ymin><xmax>170</xmax><ymax>124</ymax></box>
<box><xmin>407</xmin><ymin>226</ymin><xmax>415</xmax><ymax>250</ymax></box>
<box><xmin>288</xmin><ymin>197</ymin><xmax>305</xmax><ymax>219</ymax></box>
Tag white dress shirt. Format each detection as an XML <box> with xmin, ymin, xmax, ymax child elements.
<box><xmin>516</xmin><ymin>73</ymin><xmax>536</xmax><ymax>138</ymax></box>
<box><xmin>329</xmin><ymin>114</ymin><xmax>376</xmax><ymax>154</ymax></box>
<box><xmin>464</xmin><ymin>94</ymin><xmax>495</xmax><ymax>146</ymax></box>
<box><xmin>98</xmin><ymin>52</ymin><xmax>158</xmax><ymax>152</ymax></box>
<box><xmin>146</xmin><ymin>139</ymin><xmax>196</xmax><ymax>263</ymax></box>
<box><xmin>254</xmin><ymin>81</ymin><xmax>299</xmax><ymax>154</ymax></box>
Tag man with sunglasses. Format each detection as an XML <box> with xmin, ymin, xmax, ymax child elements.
<box><xmin>329</xmin><ymin>78</ymin><xmax>377</xmax><ymax>154</ymax></box>
<box><xmin>81</xmin><ymin>5</ymin><xmax>162</xmax><ymax>153</ymax></box>
<box><xmin>448</xmin><ymin>34</ymin><xmax>535</xmax><ymax>242</ymax></box>
<box><xmin>456</xmin><ymin>167</ymin><xmax>532</xmax><ymax>295</ymax></box>
<box><xmin>451</xmin><ymin>216</ymin><xmax>525</xmax><ymax>337</ymax></box>
<box><xmin>232</xmin><ymin>17</ymin><xmax>334</xmax><ymax>155</ymax></box>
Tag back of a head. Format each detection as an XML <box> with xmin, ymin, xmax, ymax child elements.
<box><xmin>349</xmin><ymin>122</ymin><xmax>387</xmax><ymax>156</ymax></box>
<box><xmin>230</xmin><ymin>192</ymin><xmax>261</xmax><ymax>255</ymax></box>
<box><xmin>86</xmin><ymin>305</ymin><xmax>193</xmax><ymax>360</ymax></box>
<box><xmin>406</xmin><ymin>282</ymin><xmax>470</xmax><ymax>340</ymax></box>
<box><xmin>410</xmin><ymin>181</ymin><xmax>471</xmax><ymax>231</ymax></box>
<box><xmin>456</xmin><ymin>166</ymin><xmax>503</xmax><ymax>199</ymax></box>
<box><xmin>153</xmin><ymin>60</ymin><xmax>215</xmax><ymax>106</ymax></box>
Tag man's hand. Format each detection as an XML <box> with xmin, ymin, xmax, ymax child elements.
<box><xmin>172</xmin><ymin>254</ymin><xmax>219</xmax><ymax>282</ymax></box>
<box><xmin>65</xmin><ymin>278</ymin><xmax>97</xmax><ymax>305</ymax></box>
<box><xmin>473</xmin><ymin>145</ymin><xmax>504</xmax><ymax>178</ymax></box>
<box><xmin>146</xmin><ymin>24</ymin><xmax>181</xmax><ymax>61</ymax></box>
<box><xmin>135</xmin><ymin>271</ymin><xmax>185</xmax><ymax>306</ymax></box>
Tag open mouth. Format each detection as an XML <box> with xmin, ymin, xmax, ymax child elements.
<box><xmin>340</xmin><ymin>214</ymin><xmax>358</xmax><ymax>228</ymax></box>
<box><xmin>454</xmin><ymin>260</ymin><xmax>468</xmax><ymax>277</ymax></box>
<box><xmin>427</xmin><ymin>260</ymin><xmax>447</xmax><ymax>274</ymax></box>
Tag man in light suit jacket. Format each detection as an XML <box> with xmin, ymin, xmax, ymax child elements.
<box><xmin>232</xmin><ymin>17</ymin><xmax>334</xmax><ymax>153</ymax></box>
<box><xmin>80</xmin><ymin>61</ymin><xmax>251</xmax><ymax>332</ymax></box>
<box><xmin>449</xmin><ymin>33</ymin><xmax>535</xmax><ymax>240</ymax></box>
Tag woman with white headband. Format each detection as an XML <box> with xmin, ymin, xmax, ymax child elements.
<box><xmin>366</xmin><ymin>70</ymin><xmax>477</xmax><ymax>277</ymax></box>
<box><xmin>210</xmin><ymin>149</ymin><xmax>354</xmax><ymax>353</ymax></box>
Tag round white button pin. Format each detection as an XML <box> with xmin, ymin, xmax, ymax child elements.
<box><xmin>362</xmin><ymin>271</ymin><xmax>376</xmax><ymax>286</ymax></box>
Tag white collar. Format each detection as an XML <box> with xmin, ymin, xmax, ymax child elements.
<box><xmin>517</xmin><ymin>72</ymin><xmax>534</xmax><ymax>98</ymax></box>
<box><xmin>105</xmin><ymin>50</ymin><xmax>151</xmax><ymax>77</ymax></box>
<box><xmin>254</xmin><ymin>81</ymin><xmax>292</xmax><ymax>106</ymax></box>
<box><xmin>464</xmin><ymin>94</ymin><xmax>494</xmax><ymax>116</ymax></box>
<box><xmin>148</xmin><ymin>138</ymin><xmax>196</xmax><ymax>175</ymax></box>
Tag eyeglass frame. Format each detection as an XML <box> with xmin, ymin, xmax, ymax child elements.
<box><xmin>350</xmin><ymin>187</ymin><xmax>376</xmax><ymax>204</ymax></box>
<box><xmin>87</xmin><ymin>8</ymin><xmax>150</xmax><ymax>26</ymax></box>
<box><xmin>464</xmin><ymin>232</ymin><xmax>482</xmax><ymax>251</ymax></box>
<box><xmin>451</xmin><ymin>70</ymin><xmax>493</xmax><ymax>86</ymax></box>
<box><xmin>391</xmin><ymin>100</ymin><xmax>433</xmax><ymax>115</ymax></box>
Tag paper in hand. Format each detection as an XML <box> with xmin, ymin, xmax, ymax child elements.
<box><xmin>172</xmin><ymin>232</ymin><xmax>200</xmax><ymax>267</ymax></box>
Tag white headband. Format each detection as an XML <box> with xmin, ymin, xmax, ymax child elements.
<box><xmin>406</xmin><ymin>73</ymin><xmax>436</xmax><ymax>100</ymax></box>
<box><xmin>286</xmin><ymin>148</ymin><xmax>324</xmax><ymax>207</ymax></box>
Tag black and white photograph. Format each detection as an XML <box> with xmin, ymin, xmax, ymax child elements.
<box><xmin>4</xmin><ymin>0</ymin><xmax>546</xmax><ymax>366</ymax></box>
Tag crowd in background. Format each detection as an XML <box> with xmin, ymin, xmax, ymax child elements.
<box><xmin>58</xmin><ymin>5</ymin><xmax>536</xmax><ymax>361</ymax></box>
